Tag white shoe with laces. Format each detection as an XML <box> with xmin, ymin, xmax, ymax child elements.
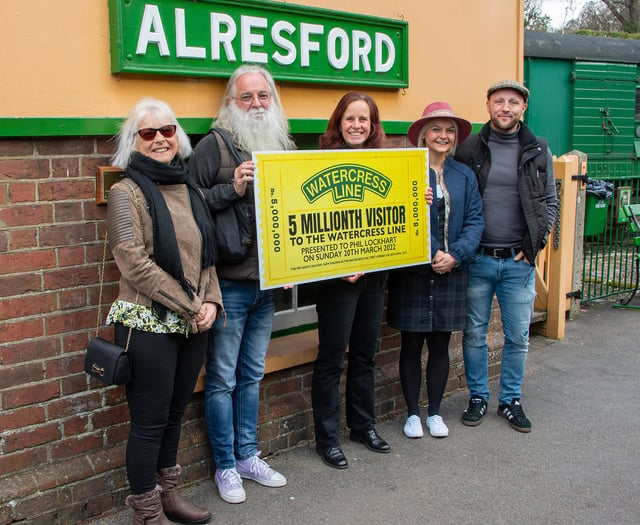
<box><xmin>426</xmin><ymin>415</ymin><xmax>449</xmax><ymax>438</ymax></box>
<box><xmin>236</xmin><ymin>454</ymin><xmax>287</xmax><ymax>487</ymax></box>
<box><xmin>214</xmin><ymin>467</ymin><xmax>246</xmax><ymax>504</ymax></box>
<box><xmin>403</xmin><ymin>415</ymin><xmax>424</xmax><ymax>438</ymax></box>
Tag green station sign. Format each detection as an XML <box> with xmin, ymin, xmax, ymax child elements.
<box><xmin>108</xmin><ymin>0</ymin><xmax>408</xmax><ymax>88</ymax></box>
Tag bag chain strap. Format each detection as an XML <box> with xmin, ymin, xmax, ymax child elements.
<box><xmin>95</xmin><ymin>232</ymin><xmax>134</xmax><ymax>352</ymax></box>
<box><xmin>95</xmin><ymin>181</ymin><xmax>147</xmax><ymax>352</ymax></box>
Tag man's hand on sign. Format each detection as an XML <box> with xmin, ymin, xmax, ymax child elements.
<box><xmin>233</xmin><ymin>160</ymin><xmax>255</xmax><ymax>197</ymax></box>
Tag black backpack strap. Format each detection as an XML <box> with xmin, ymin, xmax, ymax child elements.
<box><xmin>211</xmin><ymin>128</ymin><xmax>244</xmax><ymax>165</ymax></box>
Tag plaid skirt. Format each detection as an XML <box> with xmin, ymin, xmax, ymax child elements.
<box><xmin>387</xmin><ymin>265</ymin><xmax>468</xmax><ymax>332</ymax></box>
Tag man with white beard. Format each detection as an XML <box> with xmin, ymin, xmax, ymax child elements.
<box><xmin>190</xmin><ymin>65</ymin><xmax>294</xmax><ymax>505</ymax></box>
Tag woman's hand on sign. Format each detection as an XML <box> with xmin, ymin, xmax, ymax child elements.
<box><xmin>425</xmin><ymin>186</ymin><xmax>434</xmax><ymax>206</ymax></box>
<box><xmin>342</xmin><ymin>272</ymin><xmax>364</xmax><ymax>283</ymax></box>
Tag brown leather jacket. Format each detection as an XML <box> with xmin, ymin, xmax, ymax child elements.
<box><xmin>107</xmin><ymin>179</ymin><xmax>222</xmax><ymax>327</ymax></box>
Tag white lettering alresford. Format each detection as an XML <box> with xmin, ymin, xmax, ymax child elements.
<box><xmin>176</xmin><ymin>8</ymin><xmax>205</xmax><ymax>58</ymax></box>
<box><xmin>136</xmin><ymin>5</ymin><xmax>169</xmax><ymax>56</ymax></box>
<box><xmin>210</xmin><ymin>13</ymin><xmax>236</xmax><ymax>61</ymax></box>
<box><xmin>272</xmin><ymin>20</ymin><xmax>297</xmax><ymax>65</ymax></box>
<box><xmin>135</xmin><ymin>4</ymin><xmax>396</xmax><ymax>73</ymax></box>
<box><xmin>241</xmin><ymin>15</ymin><xmax>268</xmax><ymax>63</ymax></box>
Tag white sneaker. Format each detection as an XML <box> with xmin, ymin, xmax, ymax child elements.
<box><xmin>236</xmin><ymin>455</ymin><xmax>287</xmax><ymax>487</ymax></box>
<box><xmin>426</xmin><ymin>415</ymin><xmax>449</xmax><ymax>438</ymax></box>
<box><xmin>403</xmin><ymin>415</ymin><xmax>424</xmax><ymax>438</ymax></box>
<box><xmin>214</xmin><ymin>468</ymin><xmax>246</xmax><ymax>504</ymax></box>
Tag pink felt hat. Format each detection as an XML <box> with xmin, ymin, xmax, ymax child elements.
<box><xmin>407</xmin><ymin>101</ymin><xmax>472</xmax><ymax>147</ymax></box>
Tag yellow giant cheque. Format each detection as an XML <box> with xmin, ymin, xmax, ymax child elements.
<box><xmin>253</xmin><ymin>148</ymin><xmax>430</xmax><ymax>289</ymax></box>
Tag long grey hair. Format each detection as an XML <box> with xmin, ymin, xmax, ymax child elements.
<box><xmin>214</xmin><ymin>65</ymin><xmax>294</xmax><ymax>152</ymax></box>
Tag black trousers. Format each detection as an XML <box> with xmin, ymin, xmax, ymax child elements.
<box><xmin>311</xmin><ymin>272</ymin><xmax>387</xmax><ymax>447</ymax></box>
<box><xmin>115</xmin><ymin>325</ymin><xmax>207</xmax><ymax>494</ymax></box>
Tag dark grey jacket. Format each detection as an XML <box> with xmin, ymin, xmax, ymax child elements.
<box><xmin>189</xmin><ymin>130</ymin><xmax>259</xmax><ymax>281</ymax></box>
<box><xmin>454</xmin><ymin>121</ymin><xmax>557</xmax><ymax>263</ymax></box>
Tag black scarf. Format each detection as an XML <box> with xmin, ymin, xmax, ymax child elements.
<box><xmin>126</xmin><ymin>152</ymin><xmax>216</xmax><ymax>319</ymax></box>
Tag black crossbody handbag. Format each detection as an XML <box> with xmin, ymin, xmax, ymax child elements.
<box><xmin>85</xmin><ymin>334</ymin><xmax>131</xmax><ymax>385</ymax></box>
<box><xmin>84</xmin><ymin>231</ymin><xmax>134</xmax><ymax>385</ymax></box>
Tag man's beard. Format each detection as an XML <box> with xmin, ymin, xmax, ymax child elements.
<box><xmin>490</xmin><ymin>113</ymin><xmax>521</xmax><ymax>134</ymax></box>
<box><xmin>226</xmin><ymin>103</ymin><xmax>293</xmax><ymax>153</ymax></box>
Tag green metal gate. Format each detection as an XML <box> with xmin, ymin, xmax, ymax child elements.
<box><xmin>574</xmin><ymin>61</ymin><xmax>640</xmax><ymax>301</ymax></box>
<box><xmin>582</xmin><ymin>163</ymin><xmax>640</xmax><ymax>301</ymax></box>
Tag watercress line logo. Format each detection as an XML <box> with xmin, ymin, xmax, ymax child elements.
<box><xmin>301</xmin><ymin>164</ymin><xmax>392</xmax><ymax>204</ymax></box>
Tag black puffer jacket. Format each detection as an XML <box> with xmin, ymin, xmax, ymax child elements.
<box><xmin>455</xmin><ymin>121</ymin><xmax>557</xmax><ymax>263</ymax></box>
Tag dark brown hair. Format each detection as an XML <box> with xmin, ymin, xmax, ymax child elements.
<box><xmin>319</xmin><ymin>92</ymin><xmax>386</xmax><ymax>149</ymax></box>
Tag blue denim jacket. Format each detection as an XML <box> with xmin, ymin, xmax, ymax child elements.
<box><xmin>428</xmin><ymin>157</ymin><xmax>484</xmax><ymax>268</ymax></box>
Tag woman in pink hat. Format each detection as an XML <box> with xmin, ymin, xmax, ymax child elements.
<box><xmin>387</xmin><ymin>102</ymin><xmax>484</xmax><ymax>439</ymax></box>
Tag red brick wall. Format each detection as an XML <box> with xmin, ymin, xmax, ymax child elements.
<box><xmin>0</xmin><ymin>136</ymin><xmax>504</xmax><ymax>524</ymax></box>
<box><xmin>0</xmin><ymin>137</ymin><xmax>125</xmax><ymax>525</ymax></box>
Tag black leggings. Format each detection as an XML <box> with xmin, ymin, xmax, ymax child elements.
<box><xmin>115</xmin><ymin>325</ymin><xmax>207</xmax><ymax>494</ymax></box>
<box><xmin>399</xmin><ymin>331</ymin><xmax>451</xmax><ymax>417</ymax></box>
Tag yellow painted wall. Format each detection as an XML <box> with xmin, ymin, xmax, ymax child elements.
<box><xmin>0</xmin><ymin>0</ymin><xmax>524</xmax><ymax>125</ymax></box>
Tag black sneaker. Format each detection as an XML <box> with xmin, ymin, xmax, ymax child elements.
<box><xmin>461</xmin><ymin>396</ymin><xmax>488</xmax><ymax>426</ymax></box>
<box><xmin>497</xmin><ymin>399</ymin><xmax>531</xmax><ymax>433</ymax></box>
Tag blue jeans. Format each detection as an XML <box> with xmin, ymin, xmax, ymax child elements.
<box><xmin>462</xmin><ymin>254</ymin><xmax>536</xmax><ymax>405</ymax></box>
<box><xmin>204</xmin><ymin>279</ymin><xmax>275</xmax><ymax>469</ymax></box>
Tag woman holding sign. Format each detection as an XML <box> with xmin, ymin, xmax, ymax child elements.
<box><xmin>311</xmin><ymin>92</ymin><xmax>392</xmax><ymax>469</ymax></box>
<box><xmin>387</xmin><ymin>102</ymin><xmax>484</xmax><ymax>439</ymax></box>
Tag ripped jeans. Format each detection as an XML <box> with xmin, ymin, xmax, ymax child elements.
<box><xmin>462</xmin><ymin>253</ymin><xmax>536</xmax><ymax>405</ymax></box>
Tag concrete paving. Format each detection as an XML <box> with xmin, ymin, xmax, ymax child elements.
<box><xmin>90</xmin><ymin>300</ymin><xmax>640</xmax><ymax>525</ymax></box>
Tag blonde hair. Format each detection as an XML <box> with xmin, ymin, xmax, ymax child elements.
<box><xmin>416</xmin><ymin>119</ymin><xmax>460</xmax><ymax>156</ymax></box>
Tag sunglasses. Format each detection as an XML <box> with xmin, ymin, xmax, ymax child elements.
<box><xmin>136</xmin><ymin>125</ymin><xmax>177</xmax><ymax>141</ymax></box>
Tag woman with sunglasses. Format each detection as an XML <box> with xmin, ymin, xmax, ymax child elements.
<box><xmin>108</xmin><ymin>97</ymin><xmax>222</xmax><ymax>524</ymax></box>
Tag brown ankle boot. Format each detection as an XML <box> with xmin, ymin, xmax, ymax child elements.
<box><xmin>157</xmin><ymin>465</ymin><xmax>212</xmax><ymax>525</ymax></box>
<box><xmin>125</xmin><ymin>485</ymin><xmax>175</xmax><ymax>525</ymax></box>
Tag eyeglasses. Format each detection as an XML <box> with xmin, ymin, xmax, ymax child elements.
<box><xmin>232</xmin><ymin>92</ymin><xmax>272</xmax><ymax>105</ymax></box>
<box><xmin>136</xmin><ymin>125</ymin><xmax>177</xmax><ymax>141</ymax></box>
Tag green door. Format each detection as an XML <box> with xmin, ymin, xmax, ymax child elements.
<box><xmin>572</xmin><ymin>62</ymin><xmax>637</xmax><ymax>161</ymax></box>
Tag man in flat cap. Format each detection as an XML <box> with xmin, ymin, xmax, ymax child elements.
<box><xmin>455</xmin><ymin>79</ymin><xmax>557</xmax><ymax>433</ymax></box>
